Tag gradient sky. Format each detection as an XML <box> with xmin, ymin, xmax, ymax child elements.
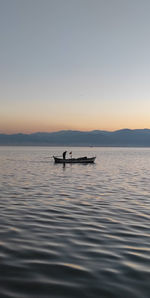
<box><xmin>1</xmin><ymin>0</ymin><xmax>150</xmax><ymax>133</ymax></box>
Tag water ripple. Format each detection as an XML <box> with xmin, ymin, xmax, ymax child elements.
<box><xmin>0</xmin><ymin>147</ymin><xmax>150</xmax><ymax>297</ymax></box>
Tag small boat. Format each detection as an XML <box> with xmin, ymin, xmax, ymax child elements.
<box><xmin>53</xmin><ymin>156</ymin><xmax>96</xmax><ymax>164</ymax></box>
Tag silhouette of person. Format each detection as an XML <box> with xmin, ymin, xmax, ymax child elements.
<box><xmin>63</xmin><ymin>151</ymin><xmax>67</xmax><ymax>159</ymax></box>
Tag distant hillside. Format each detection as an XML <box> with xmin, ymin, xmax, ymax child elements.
<box><xmin>1</xmin><ymin>129</ymin><xmax>150</xmax><ymax>146</ymax></box>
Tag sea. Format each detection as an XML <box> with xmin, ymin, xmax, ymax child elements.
<box><xmin>0</xmin><ymin>146</ymin><xmax>150</xmax><ymax>298</ymax></box>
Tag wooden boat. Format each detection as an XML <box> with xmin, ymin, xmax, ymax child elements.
<box><xmin>53</xmin><ymin>156</ymin><xmax>96</xmax><ymax>164</ymax></box>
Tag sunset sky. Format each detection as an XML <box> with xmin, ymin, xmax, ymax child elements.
<box><xmin>1</xmin><ymin>0</ymin><xmax>150</xmax><ymax>134</ymax></box>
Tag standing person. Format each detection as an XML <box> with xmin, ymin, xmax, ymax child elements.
<box><xmin>63</xmin><ymin>151</ymin><xmax>67</xmax><ymax>159</ymax></box>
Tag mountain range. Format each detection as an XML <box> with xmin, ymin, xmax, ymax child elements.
<box><xmin>1</xmin><ymin>129</ymin><xmax>150</xmax><ymax>146</ymax></box>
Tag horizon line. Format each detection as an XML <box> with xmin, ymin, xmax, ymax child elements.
<box><xmin>1</xmin><ymin>128</ymin><xmax>150</xmax><ymax>135</ymax></box>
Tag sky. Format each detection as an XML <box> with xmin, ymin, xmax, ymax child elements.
<box><xmin>0</xmin><ymin>0</ymin><xmax>150</xmax><ymax>134</ymax></box>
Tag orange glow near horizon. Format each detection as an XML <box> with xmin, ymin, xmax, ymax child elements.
<box><xmin>1</xmin><ymin>119</ymin><xmax>150</xmax><ymax>134</ymax></box>
<box><xmin>1</xmin><ymin>98</ymin><xmax>150</xmax><ymax>134</ymax></box>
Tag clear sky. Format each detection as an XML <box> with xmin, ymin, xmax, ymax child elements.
<box><xmin>1</xmin><ymin>0</ymin><xmax>150</xmax><ymax>133</ymax></box>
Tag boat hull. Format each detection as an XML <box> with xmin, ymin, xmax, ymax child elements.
<box><xmin>53</xmin><ymin>156</ymin><xmax>96</xmax><ymax>164</ymax></box>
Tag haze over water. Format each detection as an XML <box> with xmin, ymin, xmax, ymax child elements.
<box><xmin>0</xmin><ymin>146</ymin><xmax>150</xmax><ymax>298</ymax></box>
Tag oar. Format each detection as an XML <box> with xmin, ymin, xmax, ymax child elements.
<box><xmin>49</xmin><ymin>155</ymin><xmax>62</xmax><ymax>158</ymax></box>
<box><xmin>43</xmin><ymin>155</ymin><xmax>61</xmax><ymax>160</ymax></box>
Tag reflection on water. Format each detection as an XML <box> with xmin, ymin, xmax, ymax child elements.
<box><xmin>0</xmin><ymin>147</ymin><xmax>150</xmax><ymax>298</ymax></box>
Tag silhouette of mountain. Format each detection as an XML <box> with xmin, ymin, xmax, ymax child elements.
<box><xmin>0</xmin><ymin>129</ymin><xmax>150</xmax><ymax>146</ymax></box>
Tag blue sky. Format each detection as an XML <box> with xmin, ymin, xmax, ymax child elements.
<box><xmin>1</xmin><ymin>0</ymin><xmax>150</xmax><ymax>133</ymax></box>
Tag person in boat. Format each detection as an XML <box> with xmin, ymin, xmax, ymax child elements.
<box><xmin>63</xmin><ymin>151</ymin><xmax>67</xmax><ymax>159</ymax></box>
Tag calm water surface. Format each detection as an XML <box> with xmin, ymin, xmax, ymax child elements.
<box><xmin>0</xmin><ymin>147</ymin><xmax>150</xmax><ymax>298</ymax></box>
